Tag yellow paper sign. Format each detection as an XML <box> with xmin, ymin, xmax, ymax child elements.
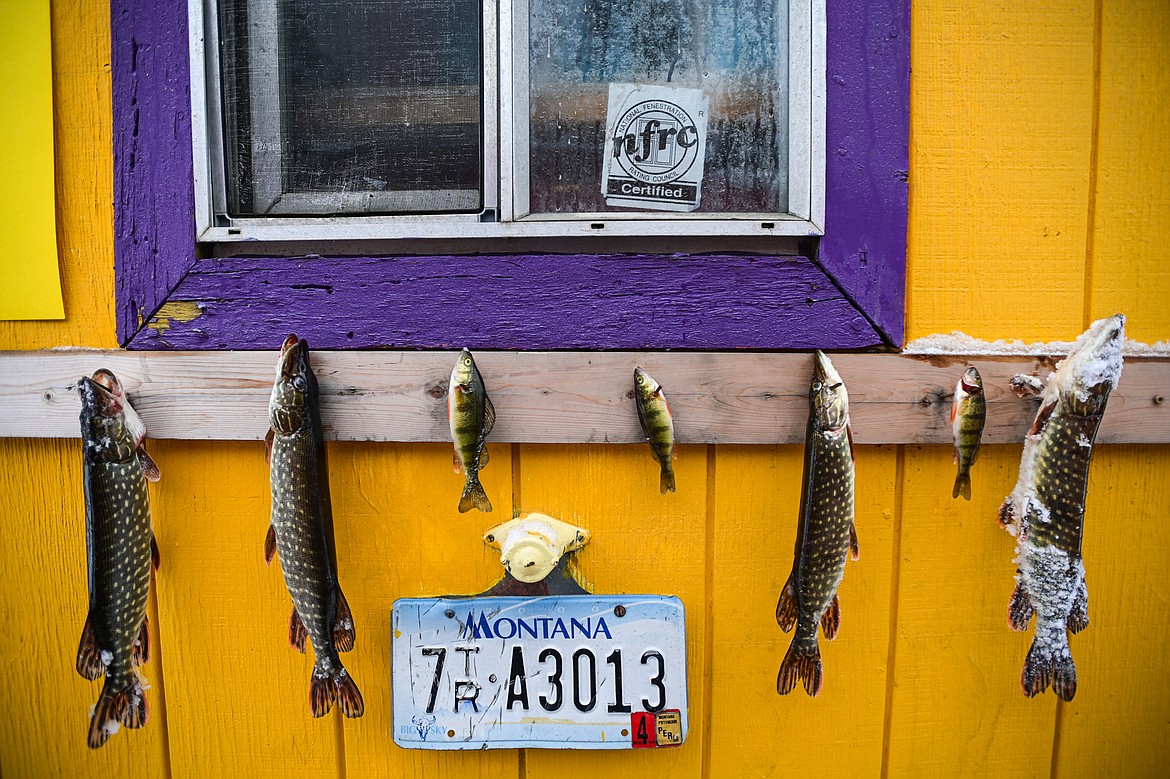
<box><xmin>0</xmin><ymin>0</ymin><xmax>64</xmax><ymax>320</ymax></box>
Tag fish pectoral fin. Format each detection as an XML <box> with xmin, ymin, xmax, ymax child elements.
<box><xmin>849</xmin><ymin>523</ymin><xmax>860</xmax><ymax>561</ymax></box>
<box><xmin>482</xmin><ymin>394</ymin><xmax>496</xmax><ymax>435</ymax></box>
<box><xmin>288</xmin><ymin>607</ymin><xmax>308</xmax><ymax>654</ymax></box>
<box><xmin>334</xmin><ymin>587</ymin><xmax>356</xmax><ymax>652</ymax></box>
<box><xmin>820</xmin><ymin>595</ymin><xmax>841</xmax><ymax>641</ymax></box>
<box><xmin>137</xmin><ymin>447</ymin><xmax>161</xmax><ymax>482</ymax></box>
<box><xmin>775</xmin><ymin>576</ymin><xmax>798</xmax><ymax>632</ymax></box>
<box><xmin>264</xmin><ymin>428</ymin><xmax>275</xmax><ymax>466</ymax></box>
<box><xmin>151</xmin><ymin>535</ymin><xmax>161</xmax><ymax>571</ymax></box>
<box><xmin>264</xmin><ymin>525</ymin><xmax>277</xmax><ymax>566</ymax></box>
<box><xmin>132</xmin><ymin>616</ymin><xmax>150</xmax><ymax>666</ymax></box>
<box><xmin>847</xmin><ymin>424</ymin><xmax>856</xmax><ymax>464</ymax></box>
<box><xmin>452</xmin><ymin>449</ymin><xmax>462</xmax><ymax>474</ymax></box>
<box><xmin>997</xmin><ymin>499</ymin><xmax>1016</xmax><ymax>530</ymax></box>
<box><xmin>1007</xmin><ymin>582</ymin><xmax>1034</xmax><ymax>631</ymax></box>
<box><xmin>1027</xmin><ymin>400</ymin><xmax>1057</xmax><ymax>437</ymax></box>
<box><xmin>76</xmin><ymin>612</ymin><xmax>107</xmax><ymax>681</ymax></box>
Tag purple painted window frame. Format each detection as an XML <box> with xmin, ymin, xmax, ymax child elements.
<box><xmin>112</xmin><ymin>0</ymin><xmax>908</xmax><ymax>351</ymax></box>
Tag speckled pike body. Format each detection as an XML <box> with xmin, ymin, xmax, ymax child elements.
<box><xmin>449</xmin><ymin>348</ymin><xmax>495</xmax><ymax>513</ymax></box>
<box><xmin>634</xmin><ymin>367</ymin><xmax>676</xmax><ymax>494</ymax></box>
<box><xmin>266</xmin><ymin>335</ymin><xmax>363</xmax><ymax>718</ymax></box>
<box><xmin>76</xmin><ymin>371</ymin><xmax>158</xmax><ymax>749</ymax></box>
<box><xmin>776</xmin><ymin>351</ymin><xmax>858</xmax><ymax>697</ymax></box>
<box><xmin>999</xmin><ymin>314</ymin><xmax>1125</xmax><ymax>702</ymax></box>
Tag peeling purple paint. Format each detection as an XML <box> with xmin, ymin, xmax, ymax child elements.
<box><xmin>112</xmin><ymin>0</ymin><xmax>908</xmax><ymax>351</ymax></box>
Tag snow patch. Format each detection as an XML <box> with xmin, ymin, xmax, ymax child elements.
<box><xmin>99</xmin><ymin>650</ymin><xmax>113</xmax><ymax>665</ymax></box>
<box><xmin>905</xmin><ymin>328</ymin><xmax>1159</xmax><ymax>357</ymax></box>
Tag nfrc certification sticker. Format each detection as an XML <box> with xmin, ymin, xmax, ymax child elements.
<box><xmin>602</xmin><ymin>84</ymin><xmax>708</xmax><ymax>212</ymax></box>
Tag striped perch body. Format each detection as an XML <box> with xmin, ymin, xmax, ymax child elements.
<box><xmin>449</xmin><ymin>348</ymin><xmax>495</xmax><ymax>513</ymax></box>
<box><xmin>634</xmin><ymin>367</ymin><xmax>676</xmax><ymax>494</ymax></box>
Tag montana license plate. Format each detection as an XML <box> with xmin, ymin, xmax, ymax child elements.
<box><xmin>392</xmin><ymin>595</ymin><xmax>688</xmax><ymax>749</ymax></box>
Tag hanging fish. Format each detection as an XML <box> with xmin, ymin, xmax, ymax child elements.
<box><xmin>634</xmin><ymin>367</ymin><xmax>676</xmax><ymax>494</ymax></box>
<box><xmin>998</xmin><ymin>314</ymin><xmax>1125</xmax><ymax>702</ymax></box>
<box><xmin>951</xmin><ymin>366</ymin><xmax>986</xmax><ymax>500</ymax></box>
<box><xmin>265</xmin><ymin>335</ymin><xmax>363</xmax><ymax>718</ymax></box>
<box><xmin>776</xmin><ymin>351</ymin><xmax>858</xmax><ymax>697</ymax></box>
<box><xmin>76</xmin><ymin>370</ymin><xmax>160</xmax><ymax>749</ymax></box>
<box><xmin>449</xmin><ymin>348</ymin><xmax>495</xmax><ymax>513</ymax></box>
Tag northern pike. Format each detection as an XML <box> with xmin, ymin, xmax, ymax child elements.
<box><xmin>449</xmin><ymin>348</ymin><xmax>495</xmax><ymax>513</ymax></box>
<box><xmin>266</xmin><ymin>335</ymin><xmax>363</xmax><ymax>718</ymax></box>
<box><xmin>91</xmin><ymin>368</ymin><xmax>161</xmax><ymax>482</ymax></box>
<box><xmin>76</xmin><ymin>371</ymin><xmax>159</xmax><ymax>749</ymax></box>
<box><xmin>634</xmin><ymin>367</ymin><xmax>676</xmax><ymax>494</ymax></box>
<box><xmin>776</xmin><ymin>351</ymin><xmax>858</xmax><ymax>697</ymax></box>
<box><xmin>951</xmin><ymin>366</ymin><xmax>986</xmax><ymax>500</ymax></box>
<box><xmin>999</xmin><ymin>314</ymin><xmax>1125</xmax><ymax>701</ymax></box>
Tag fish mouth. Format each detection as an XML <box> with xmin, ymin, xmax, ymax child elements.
<box><xmin>279</xmin><ymin>334</ymin><xmax>308</xmax><ymax>378</ymax></box>
<box><xmin>78</xmin><ymin>375</ymin><xmax>122</xmax><ymax>416</ymax></box>
<box><xmin>960</xmin><ymin>367</ymin><xmax>983</xmax><ymax>394</ymax></box>
<box><xmin>813</xmin><ymin>350</ymin><xmax>841</xmax><ymax>385</ymax></box>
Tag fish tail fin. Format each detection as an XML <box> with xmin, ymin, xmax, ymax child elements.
<box><xmin>953</xmin><ymin>471</ymin><xmax>972</xmax><ymax>500</ymax></box>
<box><xmin>660</xmin><ymin>464</ymin><xmax>676</xmax><ymax>494</ymax></box>
<box><xmin>76</xmin><ymin>613</ymin><xmax>107</xmax><ymax>681</ymax></box>
<box><xmin>310</xmin><ymin>664</ymin><xmax>365</xmax><ymax>718</ymax></box>
<box><xmin>776</xmin><ymin>635</ymin><xmax>823</xmax><ymax>697</ymax></box>
<box><xmin>1021</xmin><ymin>631</ymin><xmax>1077</xmax><ymax>702</ymax></box>
<box><xmin>458</xmin><ymin>479</ymin><xmax>492</xmax><ymax>513</ymax></box>
<box><xmin>87</xmin><ymin>676</ymin><xmax>148</xmax><ymax>749</ymax></box>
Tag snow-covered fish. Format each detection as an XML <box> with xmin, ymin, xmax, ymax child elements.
<box><xmin>634</xmin><ymin>367</ymin><xmax>676</xmax><ymax>494</ymax></box>
<box><xmin>776</xmin><ymin>351</ymin><xmax>858</xmax><ymax>697</ymax></box>
<box><xmin>76</xmin><ymin>371</ymin><xmax>159</xmax><ymax>748</ymax></box>
<box><xmin>998</xmin><ymin>314</ymin><xmax>1125</xmax><ymax>701</ymax></box>
<box><xmin>448</xmin><ymin>348</ymin><xmax>495</xmax><ymax>513</ymax></box>
<box><xmin>266</xmin><ymin>335</ymin><xmax>363</xmax><ymax>718</ymax></box>
<box><xmin>951</xmin><ymin>366</ymin><xmax>986</xmax><ymax>500</ymax></box>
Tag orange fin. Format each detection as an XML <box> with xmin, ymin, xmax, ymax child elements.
<box><xmin>289</xmin><ymin>607</ymin><xmax>308</xmax><ymax>653</ymax></box>
<box><xmin>264</xmin><ymin>525</ymin><xmax>277</xmax><ymax>566</ymax></box>
<box><xmin>1027</xmin><ymin>400</ymin><xmax>1057</xmax><ymax>437</ymax></box>
<box><xmin>775</xmin><ymin>576</ymin><xmax>797</xmax><ymax>632</ymax></box>
<box><xmin>1008</xmin><ymin>582</ymin><xmax>1033</xmax><ymax>630</ymax></box>
<box><xmin>310</xmin><ymin>666</ymin><xmax>365</xmax><ymax>718</ymax></box>
<box><xmin>776</xmin><ymin>637</ymin><xmax>823</xmax><ymax>697</ymax></box>
<box><xmin>458</xmin><ymin>479</ymin><xmax>492</xmax><ymax>513</ymax></box>
<box><xmin>132</xmin><ymin>616</ymin><xmax>150</xmax><ymax>666</ymax></box>
<box><xmin>151</xmin><ymin>535</ymin><xmax>161</xmax><ymax>571</ymax></box>
<box><xmin>137</xmin><ymin>447</ymin><xmax>161</xmax><ymax>482</ymax></box>
<box><xmin>849</xmin><ymin>523</ymin><xmax>860</xmax><ymax>561</ymax></box>
<box><xmin>820</xmin><ymin>595</ymin><xmax>841</xmax><ymax>641</ymax></box>
<box><xmin>76</xmin><ymin>613</ymin><xmax>107</xmax><ymax>681</ymax></box>
<box><xmin>333</xmin><ymin>588</ymin><xmax>356</xmax><ymax>653</ymax></box>
<box><xmin>452</xmin><ymin>449</ymin><xmax>462</xmax><ymax>474</ymax></box>
<box><xmin>997</xmin><ymin>499</ymin><xmax>1015</xmax><ymax>529</ymax></box>
<box><xmin>88</xmin><ymin>678</ymin><xmax>148</xmax><ymax>749</ymax></box>
<box><xmin>659</xmin><ymin>466</ymin><xmax>676</xmax><ymax>495</ymax></box>
<box><xmin>1067</xmin><ymin>579</ymin><xmax>1089</xmax><ymax>634</ymax></box>
<box><xmin>264</xmin><ymin>428</ymin><xmax>275</xmax><ymax>466</ymax></box>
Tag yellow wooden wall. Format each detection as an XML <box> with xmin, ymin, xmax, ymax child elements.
<box><xmin>1</xmin><ymin>0</ymin><xmax>1168</xmax><ymax>776</ymax></box>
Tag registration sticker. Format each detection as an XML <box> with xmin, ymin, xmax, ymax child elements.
<box><xmin>392</xmin><ymin>595</ymin><xmax>689</xmax><ymax>750</ymax></box>
<box><xmin>601</xmin><ymin>84</ymin><xmax>708</xmax><ymax>213</ymax></box>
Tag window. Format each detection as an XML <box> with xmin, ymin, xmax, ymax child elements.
<box><xmin>193</xmin><ymin>0</ymin><xmax>824</xmax><ymax>241</ymax></box>
<box><xmin>115</xmin><ymin>0</ymin><xmax>907</xmax><ymax>350</ymax></box>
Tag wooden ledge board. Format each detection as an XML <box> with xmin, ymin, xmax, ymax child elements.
<box><xmin>1</xmin><ymin>350</ymin><xmax>1167</xmax><ymax>444</ymax></box>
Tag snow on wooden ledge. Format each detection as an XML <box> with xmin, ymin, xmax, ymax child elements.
<box><xmin>1</xmin><ymin>350</ymin><xmax>1167</xmax><ymax>444</ymax></box>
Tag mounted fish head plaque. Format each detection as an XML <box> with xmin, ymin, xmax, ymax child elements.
<box><xmin>391</xmin><ymin>515</ymin><xmax>689</xmax><ymax>750</ymax></box>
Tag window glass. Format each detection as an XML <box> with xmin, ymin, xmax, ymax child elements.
<box><xmin>218</xmin><ymin>0</ymin><xmax>482</xmax><ymax>217</ymax></box>
<box><xmin>528</xmin><ymin>0</ymin><xmax>789</xmax><ymax>216</ymax></box>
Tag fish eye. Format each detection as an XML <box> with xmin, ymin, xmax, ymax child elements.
<box><xmin>292</xmin><ymin>375</ymin><xmax>307</xmax><ymax>391</ymax></box>
<box><xmin>463</xmin><ymin>357</ymin><xmax>472</xmax><ymax>366</ymax></box>
<box><xmin>812</xmin><ymin>381</ymin><xmax>823</xmax><ymax>392</ymax></box>
<box><xmin>636</xmin><ymin>375</ymin><xmax>644</xmax><ymax>384</ymax></box>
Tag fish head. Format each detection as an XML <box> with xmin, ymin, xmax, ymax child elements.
<box><xmin>78</xmin><ymin>375</ymin><xmax>135</xmax><ymax>462</ymax></box>
<box><xmin>1057</xmin><ymin>314</ymin><xmax>1125</xmax><ymax>416</ymax></box>
<box><xmin>449</xmin><ymin>348</ymin><xmax>481</xmax><ymax>398</ymax></box>
<box><xmin>633</xmin><ymin>367</ymin><xmax>664</xmax><ymax>404</ymax></box>
<box><xmin>811</xmin><ymin>351</ymin><xmax>849</xmax><ymax>432</ymax></box>
<box><xmin>957</xmin><ymin>366</ymin><xmax>984</xmax><ymax>398</ymax></box>
<box><xmin>269</xmin><ymin>334</ymin><xmax>312</xmax><ymax>434</ymax></box>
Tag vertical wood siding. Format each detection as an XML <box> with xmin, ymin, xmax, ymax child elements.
<box><xmin>1</xmin><ymin>0</ymin><xmax>1168</xmax><ymax>777</ymax></box>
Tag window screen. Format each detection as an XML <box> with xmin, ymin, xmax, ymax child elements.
<box><xmin>217</xmin><ymin>0</ymin><xmax>482</xmax><ymax>217</ymax></box>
